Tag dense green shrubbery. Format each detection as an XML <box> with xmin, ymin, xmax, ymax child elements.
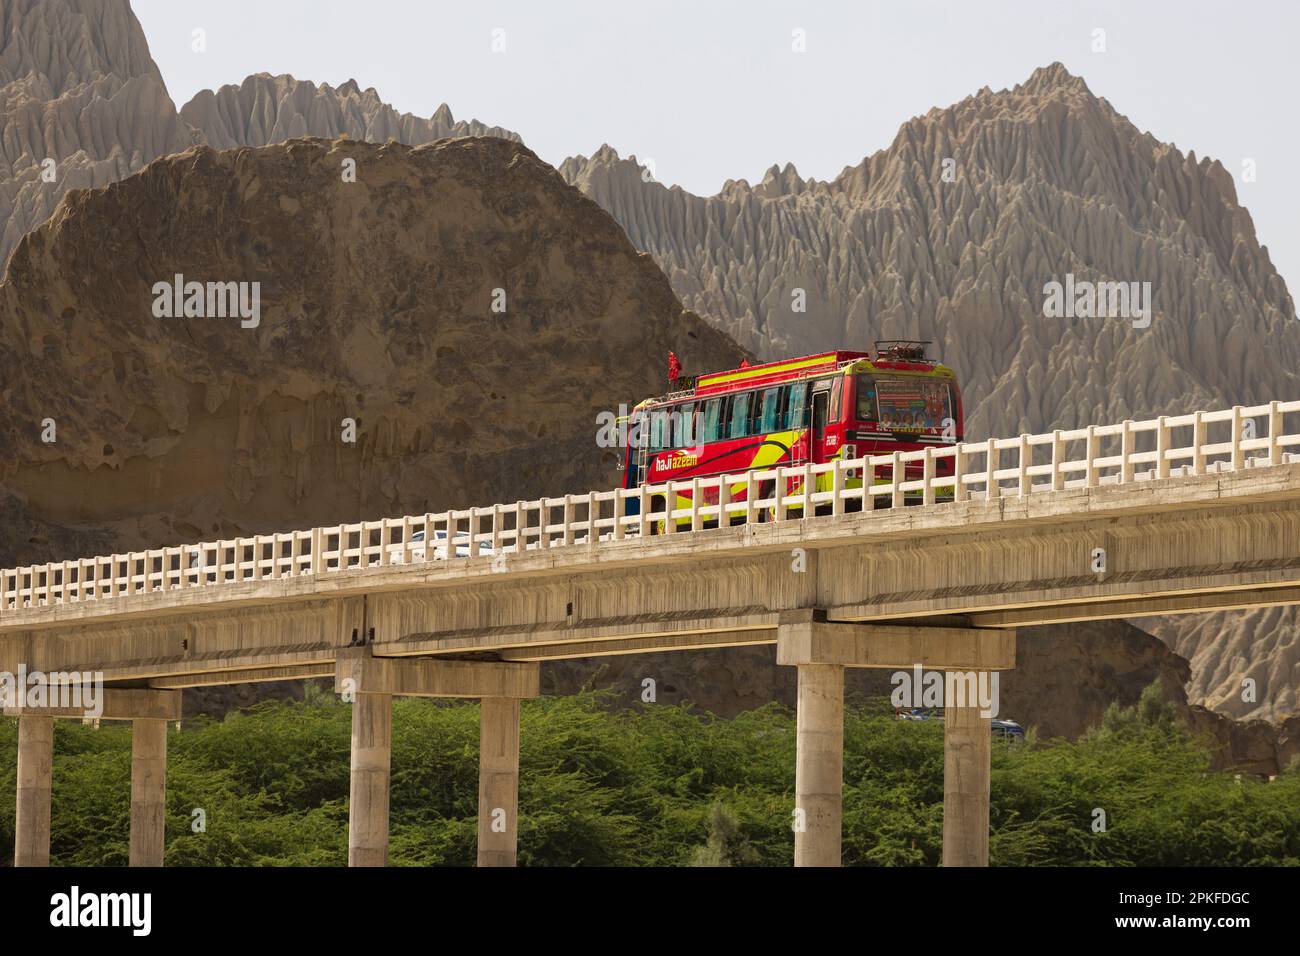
<box><xmin>0</xmin><ymin>682</ymin><xmax>1296</xmax><ymax>866</ymax></box>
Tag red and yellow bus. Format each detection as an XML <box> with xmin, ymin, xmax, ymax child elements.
<box><xmin>620</xmin><ymin>342</ymin><xmax>963</xmax><ymax>524</ymax></box>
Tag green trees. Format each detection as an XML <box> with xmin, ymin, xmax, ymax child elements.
<box><xmin>0</xmin><ymin>682</ymin><xmax>1295</xmax><ymax>866</ymax></box>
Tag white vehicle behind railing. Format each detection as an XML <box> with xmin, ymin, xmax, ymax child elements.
<box><xmin>387</xmin><ymin>528</ymin><xmax>498</xmax><ymax>563</ymax></box>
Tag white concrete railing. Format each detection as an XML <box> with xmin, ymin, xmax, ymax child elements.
<box><xmin>4</xmin><ymin>401</ymin><xmax>1300</xmax><ymax>614</ymax></box>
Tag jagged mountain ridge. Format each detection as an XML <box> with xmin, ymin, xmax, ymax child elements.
<box><xmin>0</xmin><ymin>0</ymin><xmax>200</xmax><ymax>266</ymax></box>
<box><xmin>180</xmin><ymin>72</ymin><xmax>520</xmax><ymax>150</ymax></box>
<box><xmin>0</xmin><ymin>0</ymin><xmax>519</xmax><ymax>269</ymax></box>
<box><xmin>560</xmin><ymin>64</ymin><xmax>1296</xmax><ymax>442</ymax></box>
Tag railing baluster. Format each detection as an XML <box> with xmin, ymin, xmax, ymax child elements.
<box><xmin>1085</xmin><ymin>425</ymin><xmax>1099</xmax><ymax>487</ymax></box>
<box><xmin>1051</xmin><ymin>430</ymin><xmax>1065</xmax><ymax>492</ymax></box>
<box><xmin>922</xmin><ymin>447</ymin><xmax>936</xmax><ymax>506</ymax></box>
<box><xmin>1231</xmin><ymin>406</ymin><xmax>1244</xmax><ymax>471</ymax></box>
<box><xmin>952</xmin><ymin>445</ymin><xmax>967</xmax><ymax>504</ymax></box>
<box><xmin>985</xmin><ymin>439</ymin><xmax>997</xmax><ymax>500</ymax></box>
<box><xmin>1156</xmin><ymin>416</ymin><xmax>1171</xmax><ymax>479</ymax></box>
<box><xmin>1121</xmin><ymin>420</ymin><xmax>1135</xmax><ymax>483</ymax></box>
<box><xmin>1018</xmin><ymin>435</ymin><xmax>1031</xmax><ymax>496</ymax></box>
<box><xmin>1269</xmin><ymin>401</ymin><xmax>1283</xmax><ymax>466</ymax></box>
<box><xmin>612</xmin><ymin>491</ymin><xmax>625</xmax><ymax>541</ymax></box>
<box><xmin>1193</xmin><ymin>411</ymin><xmax>1207</xmax><ymax>475</ymax></box>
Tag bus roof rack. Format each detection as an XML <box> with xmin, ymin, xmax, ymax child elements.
<box><xmin>874</xmin><ymin>340</ymin><xmax>932</xmax><ymax>362</ymax></box>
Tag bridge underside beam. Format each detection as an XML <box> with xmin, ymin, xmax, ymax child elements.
<box><xmin>148</xmin><ymin>663</ymin><xmax>335</xmax><ymax>689</ymax></box>
<box><xmin>968</xmin><ymin>583</ymin><xmax>1300</xmax><ymax>627</ymax></box>
<box><xmin>3</xmin><ymin>687</ymin><xmax>181</xmax><ymax>721</ymax></box>
<box><xmin>335</xmin><ymin>650</ymin><xmax>539</xmax><ymax>699</ymax></box>
<box><xmin>388</xmin><ymin>611</ymin><xmax>782</xmax><ymax>658</ymax></box>
<box><xmin>778</xmin><ymin>612</ymin><xmax>1015</xmax><ymax>670</ymax></box>
<box><xmin>497</xmin><ymin>629</ymin><xmax>774</xmax><ymax>661</ymax></box>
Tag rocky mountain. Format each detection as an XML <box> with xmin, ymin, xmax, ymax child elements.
<box><xmin>1141</xmin><ymin>608</ymin><xmax>1300</xmax><ymax>724</ymax></box>
<box><xmin>0</xmin><ymin>135</ymin><xmax>742</xmax><ymax>560</ymax></box>
<box><xmin>180</xmin><ymin>73</ymin><xmax>519</xmax><ymax>150</ymax></box>
<box><xmin>560</xmin><ymin>64</ymin><xmax>1297</xmax><ymax>442</ymax></box>
<box><xmin>0</xmin><ymin>1</ymin><xmax>516</xmax><ymax>272</ymax></box>
<box><xmin>0</xmin><ymin>0</ymin><xmax>200</xmax><ymax>267</ymax></box>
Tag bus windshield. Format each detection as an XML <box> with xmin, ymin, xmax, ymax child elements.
<box><xmin>856</xmin><ymin>374</ymin><xmax>954</xmax><ymax>433</ymax></box>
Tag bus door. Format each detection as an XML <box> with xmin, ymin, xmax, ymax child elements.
<box><xmin>810</xmin><ymin>380</ymin><xmax>832</xmax><ymax>459</ymax></box>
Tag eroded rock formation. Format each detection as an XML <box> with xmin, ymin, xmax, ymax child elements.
<box><xmin>0</xmin><ymin>135</ymin><xmax>742</xmax><ymax>557</ymax></box>
<box><xmin>0</xmin><ymin>0</ymin><xmax>200</xmax><ymax>266</ymax></box>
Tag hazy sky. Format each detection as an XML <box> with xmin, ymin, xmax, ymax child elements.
<box><xmin>133</xmin><ymin>0</ymin><xmax>1300</xmax><ymax>292</ymax></box>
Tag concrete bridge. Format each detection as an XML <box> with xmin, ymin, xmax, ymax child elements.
<box><xmin>4</xmin><ymin>402</ymin><xmax>1300</xmax><ymax>867</ymax></box>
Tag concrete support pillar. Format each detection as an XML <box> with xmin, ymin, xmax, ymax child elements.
<box><xmin>129</xmin><ymin>718</ymin><xmax>168</xmax><ymax>867</ymax></box>
<box><xmin>794</xmin><ymin>662</ymin><xmax>844</xmax><ymax>867</ymax></box>
<box><xmin>477</xmin><ymin>697</ymin><xmax>521</xmax><ymax>867</ymax></box>
<box><xmin>348</xmin><ymin>692</ymin><xmax>392</xmax><ymax>867</ymax></box>
<box><xmin>778</xmin><ymin>611</ymin><xmax>1014</xmax><ymax>869</ymax></box>
<box><xmin>942</xmin><ymin>702</ymin><xmax>992</xmax><ymax>867</ymax></box>
<box><xmin>334</xmin><ymin>651</ymin><xmax>538</xmax><ymax>867</ymax></box>
<box><xmin>14</xmin><ymin>714</ymin><xmax>54</xmax><ymax>867</ymax></box>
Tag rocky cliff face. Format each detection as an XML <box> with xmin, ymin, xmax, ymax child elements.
<box><xmin>180</xmin><ymin>73</ymin><xmax>519</xmax><ymax>150</ymax></box>
<box><xmin>0</xmin><ymin>2</ymin><xmax>516</xmax><ymax>272</ymax></box>
<box><xmin>0</xmin><ymin>135</ymin><xmax>742</xmax><ymax>559</ymax></box>
<box><xmin>561</xmin><ymin>64</ymin><xmax>1297</xmax><ymax>440</ymax></box>
<box><xmin>0</xmin><ymin>0</ymin><xmax>200</xmax><ymax>267</ymax></box>
<box><xmin>1140</xmin><ymin>608</ymin><xmax>1300</xmax><ymax>723</ymax></box>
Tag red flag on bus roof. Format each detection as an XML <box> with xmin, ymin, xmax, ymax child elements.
<box><xmin>740</xmin><ymin>359</ymin><xmax>751</xmax><ymax>368</ymax></box>
<box><xmin>668</xmin><ymin>351</ymin><xmax>681</xmax><ymax>383</ymax></box>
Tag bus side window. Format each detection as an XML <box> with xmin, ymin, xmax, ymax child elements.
<box><xmin>730</xmin><ymin>393</ymin><xmax>751</xmax><ymax>439</ymax></box>
<box><xmin>786</xmin><ymin>382</ymin><xmax>809</xmax><ymax>429</ymax></box>
<box><xmin>701</xmin><ymin>398</ymin><xmax>724</xmax><ymax>443</ymax></box>
<box><xmin>649</xmin><ymin>408</ymin><xmax>667</xmax><ymax>451</ymax></box>
<box><xmin>758</xmin><ymin>387</ymin><xmax>782</xmax><ymax>432</ymax></box>
<box><xmin>674</xmin><ymin>402</ymin><xmax>697</xmax><ymax>447</ymax></box>
<box><xmin>829</xmin><ymin>378</ymin><xmax>842</xmax><ymax>422</ymax></box>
